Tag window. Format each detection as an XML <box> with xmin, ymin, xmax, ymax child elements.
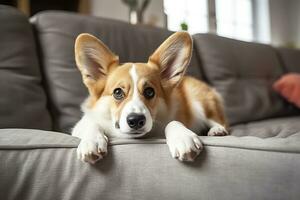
<box><xmin>216</xmin><ymin>0</ymin><xmax>253</xmax><ymax>41</ymax></box>
<box><xmin>164</xmin><ymin>0</ymin><xmax>208</xmax><ymax>34</ymax></box>
<box><xmin>164</xmin><ymin>0</ymin><xmax>270</xmax><ymax>43</ymax></box>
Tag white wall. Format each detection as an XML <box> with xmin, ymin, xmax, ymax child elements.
<box><xmin>289</xmin><ymin>0</ymin><xmax>300</xmax><ymax>47</ymax></box>
<box><xmin>144</xmin><ymin>0</ymin><xmax>165</xmax><ymax>27</ymax></box>
<box><xmin>90</xmin><ymin>0</ymin><xmax>127</xmax><ymax>22</ymax></box>
<box><xmin>90</xmin><ymin>0</ymin><xmax>165</xmax><ymax>28</ymax></box>
<box><xmin>269</xmin><ymin>0</ymin><xmax>300</xmax><ymax>47</ymax></box>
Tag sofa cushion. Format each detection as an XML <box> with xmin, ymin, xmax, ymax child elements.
<box><xmin>0</xmin><ymin>6</ymin><xmax>52</xmax><ymax>130</ymax></box>
<box><xmin>30</xmin><ymin>11</ymin><xmax>203</xmax><ymax>133</ymax></box>
<box><xmin>277</xmin><ymin>47</ymin><xmax>300</xmax><ymax>73</ymax></box>
<box><xmin>0</xmin><ymin>129</ymin><xmax>300</xmax><ymax>200</ymax></box>
<box><xmin>230</xmin><ymin>116</ymin><xmax>300</xmax><ymax>138</ymax></box>
<box><xmin>193</xmin><ymin>33</ymin><xmax>299</xmax><ymax>125</ymax></box>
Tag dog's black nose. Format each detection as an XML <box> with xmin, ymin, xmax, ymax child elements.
<box><xmin>127</xmin><ymin>113</ymin><xmax>146</xmax><ymax>130</ymax></box>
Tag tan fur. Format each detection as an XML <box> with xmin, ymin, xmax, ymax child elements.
<box><xmin>75</xmin><ymin>32</ymin><xmax>228</xmax><ymax>135</ymax></box>
<box><xmin>82</xmin><ymin>67</ymin><xmax>227</xmax><ymax>132</ymax></box>
<box><xmin>97</xmin><ymin>63</ymin><xmax>165</xmax><ymax>123</ymax></box>
<box><xmin>148</xmin><ymin>32</ymin><xmax>192</xmax><ymax>87</ymax></box>
<box><xmin>177</xmin><ymin>77</ymin><xmax>228</xmax><ymax>129</ymax></box>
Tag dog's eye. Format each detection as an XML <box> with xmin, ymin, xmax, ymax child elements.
<box><xmin>143</xmin><ymin>87</ymin><xmax>155</xmax><ymax>99</ymax></box>
<box><xmin>113</xmin><ymin>88</ymin><xmax>125</xmax><ymax>100</ymax></box>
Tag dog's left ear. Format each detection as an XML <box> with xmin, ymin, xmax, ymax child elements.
<box><xmin>148</xmin><ymin>32</ymin><xmax>192</xmax><ymax>87</ymax></box>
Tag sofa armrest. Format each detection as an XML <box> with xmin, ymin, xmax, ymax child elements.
<box><xmin>1</xmin><ymin>129</ymin><xmax>299</xmax><ymax>200</ymax></box>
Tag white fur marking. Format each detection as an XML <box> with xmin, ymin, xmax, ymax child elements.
<box><xmin>190</xmin><ymin>101</ymin><xmax>207</xmax><ymax>133</ymax></box>
<box><xmin>72</xmin><ymin>115</ymin><xmax>108</xmax><ymax>164</ymax></box>
<box><xmin>130</xmin><ymin>65</ymin><xmax>139</xmax><ymax>101</ymax></box>
<box><xmin>165</xmin><ymin>121</ymin><xmax>203</xmax><ymax>161</ymax></box>
<box><xmin>118</xmin><ymin>65</ymin><xmax>153</xmax><ymax>137</ymax></box>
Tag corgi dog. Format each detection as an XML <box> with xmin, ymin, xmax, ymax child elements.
<box><xmin>72</xmin><ymin>32</ymin><xmax>228</xmax><ymax>164</ymax></box>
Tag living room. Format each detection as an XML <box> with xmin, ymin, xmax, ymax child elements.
<box><xmin>0</xmin><ymin>0</ymin><xmax>299</xmax><ymax>200</ymax></box>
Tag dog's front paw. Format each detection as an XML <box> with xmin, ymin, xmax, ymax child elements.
<box><xmin>166</xmin><ymin>122</ymin><xmax>203</xmax><ymax>162</ymax></box>
<box><xmin>208</xmin><ymin>125</ymin><xmax>228</xmax><ymax>136</ymax></box>
<box><xmin>167</xmin><ymin>134</ymin><xmax>203</xmax><ymax>162</ymax></box>
<box><xmin>77</xmin><ymin>136</ymin><xmax>108</xmax><ymax>164</ymax></box>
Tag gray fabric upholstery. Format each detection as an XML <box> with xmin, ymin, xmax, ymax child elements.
<box><xmin>193</xmin><ymin>33</ymin><xmax>298</xmax><ymax>125</ymax></box>
<box><xmin>277</xmin><ymin>47</ymin><xmax>300</xmax><ymax>73</ymax></box>
<box><xmin>30</xmin><ymin>11</ymin><xmax>202</xmax><ymax>133</ymax></box>
<box><xmin>1</xmin><ymin>129</ymin><xmax>300</xmax><ymax>200</ymax></box>
<box><xmin>1</xmin><ymin>6</ymin><xmax>300</xmax><ymax>200</ymax></box>
<box><xmin>0</xmin><ymin>6</ymin><xmax>51</xmax><ymax>130</ymax></box>
<box><xmin>231</xmin><ymin>116</ymin><xmax>300</xmax><ymax>138</ymax></box>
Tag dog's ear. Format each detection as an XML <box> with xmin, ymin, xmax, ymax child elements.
<box><xmin>148</xmin><ymin>32</ymin><xmax>192</xmax><ymax>87</ymax></box>
<box><xmin>75</xmin><ymin>33</ymin><xmax>119</xmax><ymax>85</ymax></box>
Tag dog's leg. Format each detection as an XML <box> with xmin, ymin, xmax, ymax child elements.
<box><xmin>72</xmin><ymin>115</ymin><xmax>108</xmax><ymax>164</ymax></box>
<box><xmin>207</xmin><ymin>119</ymin><xmax>228</xmax><ymax>136</ymax></box>
<box><xmin>165</xmin><ymin>121</ymin><xmax>203</xmax><ymax>162</ymax></box>
<box><xmin>205</xmin><ymin>93</ymin><xmax>229</xmax><ymax>136</ymax></box>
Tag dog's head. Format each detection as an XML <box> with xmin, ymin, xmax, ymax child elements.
<box><xmin>75</xmin><ymin>32</ymin><xmax>192</xmax><ymax>138</ymax></box>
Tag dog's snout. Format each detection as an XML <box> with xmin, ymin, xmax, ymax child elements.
<box><xmin>127</xmin><ymin>113</ymin><xmax>146</xmax><ymax>130</ymax></box>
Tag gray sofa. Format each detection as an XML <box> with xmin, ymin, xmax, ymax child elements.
<box><xmin>0</xmin><ymin>5</ymin><xmax>300</xmax><ymax>200</ymax></box>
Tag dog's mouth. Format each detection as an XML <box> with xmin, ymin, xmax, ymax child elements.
<box><xmin>126</xmin><ymin>129</ymin><xmax>146</xmax><ymax>135</ymax></box>
<box><xmin>115</xmin><ymin>121</ymin><xmax>149</xmax><ymax>136</ymax></box>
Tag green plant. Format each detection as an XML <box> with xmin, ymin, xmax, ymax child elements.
<box><xmin>180</xmin><ymin>22</ymin><xmax>188</xmax><ymax>31</ymax></box>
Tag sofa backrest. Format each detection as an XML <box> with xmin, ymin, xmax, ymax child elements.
<box><xmin>30</xmin><ymin>11</ymin><xmax>203</xmax><ymax>133</ymax></box>
<box><xmin>29</xmin><ymin>10</ymin><xmax>300</xmax><ymax>132</ymax></box>
<box><xmin>193</xmin><ymin>33</ymin><xmax>299</xmax><ymax>125</ymax></box>
<box><xmin>0</xmin><ymin>5</ymin><xmax>52</xmax><ymax>130</ymax></box>
<box><xmin>277</xmin><ymin>48</ymin><xmax>300</xmax><ymax>73</ymax></box>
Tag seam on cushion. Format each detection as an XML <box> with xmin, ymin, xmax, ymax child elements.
<box><xmin>1</xmin><ymin>141</ymin><xmax>300</xmax><ymax>154</ymax></box>
<box><xmin>0</xmin><ymin>144</ymin><xmax>77</xmax><ymax>149</ymax></box>
<box><xmin>0</xmin><ymin>145</ymin><xmax>299</xmax><ymax>155</ymax></box>
<box><xmin>203</xmin><ymin>144</ymin><xmax>300</xmax><ymax>154</ymax></box>
<box><xmin>110</xmin><ymin>141</ymin><xmax>300</xmax><ymax>154</ymax></box>
<box><xmin>0</xmin><ymin>140</ymin><xmax>165</xmax><ymax>150</ymax></box>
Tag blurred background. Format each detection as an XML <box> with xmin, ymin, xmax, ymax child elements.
<box><xmin>1</xmin><ymin>0</ymin><xmax>299</xmax><ymax>48</ymax></box>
